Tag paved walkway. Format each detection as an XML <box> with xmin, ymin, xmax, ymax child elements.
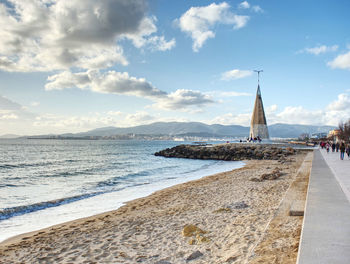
<box><xmin>297</xmin><ymin>149</ymin><xmax>350</xmax><ymax>264</ymax></box>
<box><xmin>320</xmin><ymin>148</ymin><xmax>350</xmax><ymax>201</ymax></box>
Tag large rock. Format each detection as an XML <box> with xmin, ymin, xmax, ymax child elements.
<box><xmin>155</xmin><ymin>143</ymin><xmax>298</xmax><ymax>161</ymax></box>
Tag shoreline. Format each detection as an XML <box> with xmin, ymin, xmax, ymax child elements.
<box><xmin>0</xmin><ymin>161</ymin><xmax>245</xmax><ymax>247</ymax></box>
<box><xmin>0</xmin><ymin>159</ymin><xmax>244</xmax><ymax>243</ymax></box>
<box><xmin>0</xmin><ymin>151</ymin><xmax>309</xmax><ymax>263</ymax></box>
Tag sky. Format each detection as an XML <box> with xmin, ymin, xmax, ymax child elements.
<box><xmin>0</xmin><ymin>0</ymin><xmax>350</xmax><ymax>135</ymax></box>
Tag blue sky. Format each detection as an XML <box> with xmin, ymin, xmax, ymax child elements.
<box><xmin>0</xmin><ymin>0</ymin><xmax>349</xmax><ymax>135</ymax></box>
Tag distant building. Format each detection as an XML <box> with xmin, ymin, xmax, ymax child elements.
<box><xmin>328</xmin><ymin>129</ymin><xmax>341</xmax><ymax>142</ymax></box>
<box><xmin>250</xmin><ymin>83</ymin><xmax>269</xmax><ymax>139</ymax></box>
<box><xmin>310</xmin><ymin>132</ymin><xmax>329</xmax><ymax>139</ymax></box>
<box><xmin>299</xmin><ymin>133</ymin><xmax>310</xmax><ymax>140</ymax></box>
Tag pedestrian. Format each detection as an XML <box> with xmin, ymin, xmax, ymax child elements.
<box><xmin>340</xmin><ymin>142</ymin><xmax>346</xmax><ymax>160</ymax></box>
<box><xmin>332</xmin><ymin>142</ymin><xmax>336</xmax><ymax>152</ymax></box>
<box><xmin>326</xmin><ymin>142</ymin><xmax>330</xmax><ymax>153</ymax></box>
<box><xmin>336</xmin><ymin>142</ymin><xmax>340</xmax><ymax>152</ymax></box>
<box><xmin>346</xmin><ymin>143</ymin><xmax>350</xmax><ymax>159</ymax></box>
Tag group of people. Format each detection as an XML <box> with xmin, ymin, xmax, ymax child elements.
<box><xmin>247</xmin><ymin>136</ymin><xmax>262</xmax><ymax>143</ymax></box>
<box><xmin>320</xmin><ymin>141</ymin><xmax>350</xmax><ymax>160</ymax></box>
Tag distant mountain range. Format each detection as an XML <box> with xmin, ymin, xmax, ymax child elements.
<box><xmin>0</xmin><ymin>134</ymin><xmax>20</xmax><ymax>139</ymax></box>
<box><xmin>2</xmin><ymin>122</ymin><xmax>335</xmax><ymax>139</ymax></box>
<box><xmin>73</xmin><ymin>122</ymin><xmax>249</xmax><ymax>137</ymax></box>
<box><xmin>66</xmin><ymin>122</ymin><xmax>334</xmax><ymax>139</ymax></box>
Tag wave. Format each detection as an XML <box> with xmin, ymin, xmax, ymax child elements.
<box><xmin>0</xmin><ymin>193</ymin><xmax>103</xmax><ymax>221</ymax></box>
<box><xmin>0</xmin><ymin>161</ymin><xmax>56</xmax><ymax>169</ymax></box>
<box><xmin>0</xmin><ymin>183</ymin><xmax>25</xmax><ymax>188</ymax></box>
<box><xmin>94</xmin><ymin>165</ymin><xmax>180</xmax><ymax>189</ymax></box>
<box><xmin>0</xmin><ymin>181</ymin><xmax>153</xmax><ymax>221</ymax></box>
<box><xmin>0</xmin><ymin>158</ymin><xmax>92</xmax><ymax>170</ymax></box>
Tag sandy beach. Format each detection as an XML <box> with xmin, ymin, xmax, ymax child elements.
<box><xmin>0</xmin><ymin>151</ymin><xmax>311</xmax><ymax>264</ymax></box>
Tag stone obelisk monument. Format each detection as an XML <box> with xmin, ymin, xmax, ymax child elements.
<box><xmin>249</xmin><ymin>70</ymin><xmax>269</xmax><ymax>139</ymax></box>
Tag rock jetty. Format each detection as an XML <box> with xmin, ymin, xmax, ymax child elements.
<box><xmin>154</xmin><ymin>143</ymin><xmax>297</xmax><ymax>161</ymax></box>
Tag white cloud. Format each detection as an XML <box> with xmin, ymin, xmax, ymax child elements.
<box><xmin>267</xmin><ymin>93</ymin><xmax>350</xmax><ymax>126</ymax></box>
<box><xmin>239</xmin><ymin>1</ymin><xmax>250</xmax><ymax>9</ymax></box>
<box><xmin>265</xmin><ymin>104</ymin><xmax>278</xmax><ymax>114</ymax></box>
<box><xmin>326</xmin><ymin>93</ymin><xmax>350</xmax><ymax>111</ymax></box>
<box><xmin>153</xmin><ymin>89</ymin><xmax>214</xmax><ymax>111</ymax></box>
<box><xmin>124</xmin><ymin>111</ymin><xmax>155</xmax><ymax>125</ymax></box>
<box><xmin>45</xmin><ymin>70</ymin><xmax>214</xmax><ymax>110</ymax></box>
<box><xmin>0</xmin><ymin>112</ymin><xmax>18</xmax><ymax>120</ymax></box>
<box><xmin>145</xmin><ymin>36</ymin><xmax>176</xmax><ymax>51</ymax></box>
<box><xmin>238</xmin><ymin>2</ymin><xmax>263</xmax><ymax>13</ymax></box>
<box><xmin>273</xmin><ymin>106</ymin><xmax>324</xmax><ymax>125</ymax></box>
<box><xmin>252</xmin><ymin>6</ymin><xmax>263</xmax><ymax>13</ymax></box>
<box><xmin>45</xmin><ymin>70</ymin><xmax>167</xmax><ymax>99</ymax></box>
<box><xmin>328</xmin><ymin>51</ymin><xmax>350</xmax><ymax>70</ymax></box>
<box><xmin>298</xmin><ymin>45</ymin><xmax>338</xmax><ymax>55</ymax></box>
<box><xmin>208</xmin><ymin>113</ymin><xmax>251</xmax><ymax>126</ymax></box>
<box><xmin>176</xmin><ymin>2</ymin><xmax>249</xmax><ymax>52</ymax></box>
<box><xmin>0</xmin><ymin>0</ymin><xmax>174</xmax><ymax>72</ymax></box>
<box><xmin>221</xmin><ymin>69</ymin><xmax>253</xmax><ymax>80</ymax></box>
<box><xmin>122</xmin><ymin>16</ymin><xmax>176</xmax><ymax>51</ymax></box>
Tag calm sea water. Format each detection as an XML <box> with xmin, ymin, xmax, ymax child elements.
<box><xmin>0</xmin><ymin>139</ymin><xmax>243</xmax><ymax>242</ymax></box>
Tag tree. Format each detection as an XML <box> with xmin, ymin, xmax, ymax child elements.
<box><xmin>338</xmin><ymin>119</ymin><xmax>350</xmax><ymax>143</ymax></box>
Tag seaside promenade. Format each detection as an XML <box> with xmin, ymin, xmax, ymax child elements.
<box><xmin>297</xmin><ymin>148</ymin><xmax>350</xmax><ymax>264</ymax></box>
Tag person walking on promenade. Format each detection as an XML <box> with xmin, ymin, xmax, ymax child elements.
<box><xmin>346</xmin><ymin>143</ymin><xmax>350</xmax><ymax>159</ymax></box>
<box><xmin>332</xmin><ymin>142</ymin><xmax>336</xmax><ymax>152</ymax></box>
<box><xmin>336</xmin><ymin>142</ymin><xmax>340</xmax><ymax>152</ymax></box>
<box><xmin>340</xmin><ymin>142</ymin><xmax>346</xmax><ymax>160</ymax></box>
<box><xmin>326</xmin><ymin>142</ymin><xmax>330</xmax><ymax>153</ymax></box>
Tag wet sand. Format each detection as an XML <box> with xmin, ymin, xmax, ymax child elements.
<box><xmin>0</xmin><ymin>152</ymin><xmax>310</xmax><ymax>263</ymax></box>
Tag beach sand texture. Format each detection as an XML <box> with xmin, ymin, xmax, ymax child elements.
<box><xmin>0</xmin><ymin>151</ymin><xmax>310</xmax><ymax>264</ymax></box>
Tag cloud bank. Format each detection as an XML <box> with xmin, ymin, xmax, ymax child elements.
<box><xmin>0</xmin><ymin>0</ymin><xmax>175</xmax><ymax>72</ymax></box>
<box><xmin>45</xmin><ymin>70</ymin><xmax>214</xmax><ymax>111</ymax></box>
<box><xmin>208</xmin><ymin>93</ymin><xmax>350</xmax><ymax>127</ymax></box>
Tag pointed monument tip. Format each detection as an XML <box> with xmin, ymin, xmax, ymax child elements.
<box><xmin>257</xmin><ymin>85</ymin><xmax>261</xmax><ymax>96</ymax></box>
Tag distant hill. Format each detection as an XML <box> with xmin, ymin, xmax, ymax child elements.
<box><xmin>74</xmin><ymin>122</ymin><xmax>249</xmax><ymax>137</ymax></box>
<box><xmin>0</xmin><ymin>134</ymin><xmax>20</xmax><ymax>139</ymax></box>
<box><xmin>268</xmin><ymin>123</ymin><xmax>335</xmax><ymax>138</ymax></box>
<box><xmin>19</xmin><ymin>122</ymin><xmax>336</xmax><ymax>139</ymax></box>
<box><xmin>72</xmin><ymin>122</ymin><xmax>334</xmax><ymax>139</ymax></box>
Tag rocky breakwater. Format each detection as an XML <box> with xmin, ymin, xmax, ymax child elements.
<box><xmin>154</xmin><ymin>143</ymin><xmax>297</xmax><ymax>161</ymax></box>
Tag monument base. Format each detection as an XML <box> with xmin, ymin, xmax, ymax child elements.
<box><xmin>249</xmin><ymin>124</ymin><xmax>269</xmax><ymax>139</ymax></box>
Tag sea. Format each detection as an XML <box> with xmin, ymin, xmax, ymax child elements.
<box><xmin>0</xmin><ymin>139</ymin><xmax>244</xmax><ymax>242</ymax></box>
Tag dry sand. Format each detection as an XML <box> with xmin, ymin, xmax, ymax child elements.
<box><xmin>0</xmin><ymin>151</ymin><xmax>311</xmax><ymax>264</ymax></box>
